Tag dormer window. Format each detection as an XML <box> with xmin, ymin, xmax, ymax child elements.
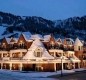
<box><xmin>49</xmin><ymin>41</ymin><xmax>55</xmax><ymax>49</ymax></box>
<box><xmin>2</xmin><ymin>43</ymin><xmax>6</xmax><ymax>48</ymax></box>
<box><xmin>51</xmin><ymin>41</ymin><xmax>54</xmax><ymax>46</ymax></box>
<box><xmin>34</xmin><ymin>48</ymin><xmax>43</xmax><ymax>57</ymax></box>
<box><xmin>19</xmin><ymin>40</ymin><xmax>25</xmax><ymax>47</ymax></box>
<box><xmin>78</xmin><ymin>46</ymin><xmax>80</xmax><ymax>51</ymax></box>
<box><xmin>20</xmin><ymin>40</ymin><xmax>23</xmax><ymax>43</ymax></box>
<box><xmin>10</xmin><ymin>43</ymin><xmax>14</xmax><ymax>48</ymax></box>
<box><xmin>19</xmin><ymin>40</ymin><xmax>23</xmax><ymax>45</ymax></box>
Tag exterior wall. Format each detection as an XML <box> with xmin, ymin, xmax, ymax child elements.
<box><xmin>75</xmin><ymin>51</ymin><xmax>83</xmax><ymax>59</ymax></box>
<box><xmin>75</xmin><ymin>51</ymin><xmax>83</xmax><ymax>67</ymax></box>
<box><xmin>42</xmin><ymin>63</ymin><xmax>54</xmax><ymax>72</ymax></box>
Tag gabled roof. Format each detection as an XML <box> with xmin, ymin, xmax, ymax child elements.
<box><xmin>23</xmin><ymin>39</ymin><xmax>54</xmax><ymax>60</ymax></box>
<box><xmin>10</xmin><ymin>38</ymin><xmax>18</xmax><ymax>43</ymax></box>
<box><xmin>63</xmin><ymin>38</ymin><xmax>74</xmax><ymax>45</ymax></box>
<box><xmin>22</xmin><ymin>32</ymin><xmax>31</xmax><ymax>41</ymax></box>
<box><xmin>31</xmin><ymin>34</ymin><xmax>43</xmax><ymax>40</ymax></box>
<box><xmin>5</xmin><ymin>38</ymin><xmax>11</xmax><ymax>44</ymax></box>
<box><xmin>74</xmin><ymin>38</ymin><xmax>83</xmax><ymax>46</ymax></box>
<box><xmin>57</xmin><ymin>38</ymin><xmax>62</xmax><ymax>43</ymax></box>
<box><xmin>43</xmin><ymin>35</ymin><xmax>51</xmax><ymax>41</ymax></box>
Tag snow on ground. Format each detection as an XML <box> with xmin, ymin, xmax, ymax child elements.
<box><xmin>0</xmin><ymin>70</ymin><xmax>58</xmax><ymax>80</ymax></box>
<box><xmin>0</xmin><ymin>69</ymin><xmax>75</xmax><ymax>78</ymax></box>
<box><xmin>73</xmin><ymin>68</ymin><xmax>86</xmax><ymax>71</ymax></box>
<box><xmin>0</xmin><ymin>68</ymin><xmax>85</xmax><ymax>80</ymax></box>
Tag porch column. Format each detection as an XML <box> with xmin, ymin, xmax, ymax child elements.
<box><xmin>62</xmin><ymin>62</ymin><xmax>64</xmax><ymax>70</ymax></box>
<box><xmin>20</xmin><ymin>52</ymin><xmax>22</xmax><ymax>58</ymax></box>
<box><xmin>10</xmin><ymin>52</ymin><xmax>12</xmax><ymax>58</ymax></box>
<box><xmin>67</xmin><ymin>63</ymin><xmax>70</xmax><ymax>69</ymax></box>
<box><xmin>61</xmin><ymin>53</ymin><xmax>64</xmax><ymax>70</ymax></box>
<box><xmin>1</xmin><ymin>53</ymin><xmax>3</xmax><ymax>58</ymax></box>
<box><xmin>19</xmin><ymin>63</ymin><xmax>22</xmax><ymax>71</ymax></box>
<box><xmin>73</xmin><ymin>63</ymin><xmax>75</xmax><ymax>69</ymax></box>
<box><xmin>78</xmin><ymin>62</ymin><xmax>80</xmax><ymax>68</ymax></box>
<box><xmin>54</xmin><ymin>52</ymin><xmax>56</xmax><ymax>57</ymax></box>
<box><xmin>10</xmin><ymin>63</ymin><xmax>12</xmax><ymax>70</ymax></box>
<box><xmin>1</xmin><ymin>63</ymin><xmax>3</xmax><ymax>69</ymax></box>
<box><xmin>54</xmin><ymin>63</ymin><xmax>56</xmax><ymax>71</ymax></box>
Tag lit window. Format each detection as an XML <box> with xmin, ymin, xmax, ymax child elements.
<box><xmin>34</xmin><ymin>48</ymin><xmax>43</xmax><ymax>57</ymax></box>
<box><xmin>2</xmin><ymin>43</ymin><xmax>6</xmax><ymax>48</ymax></box>
<box><xmin>51</xmin><ymin>41</ymin><xmax>54</xmax><ymax>46</ymax></box>
<box><xmin>19</xmin><ymin>40</ymin><xmax>25</xmax><ymax>47</ymax></box>
<box><xmin>78</xmin><ymin>46</ymin><xmax>81</xmax><ymax>51</ymax></box>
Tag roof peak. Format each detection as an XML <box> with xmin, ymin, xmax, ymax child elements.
<box><xmin>74</xmin><ymin>37</ymin><xmax>83</xmax><ymax>46</ymax></box>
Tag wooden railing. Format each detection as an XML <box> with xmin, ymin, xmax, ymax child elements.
<box><xmin>0</xmin><ymin>45</ymin><xmax>27</xmax><ymax>51</ymax></box>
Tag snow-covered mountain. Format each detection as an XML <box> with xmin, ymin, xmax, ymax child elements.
<box><xmin>0</xmin><ymin>11</ymin><xmax>86</xmax><ymax>40</ymax></box>
<box><xmin>54</xmin><ymin>16</ymin><xmax>86</xmax><ymax>40</ymax></box>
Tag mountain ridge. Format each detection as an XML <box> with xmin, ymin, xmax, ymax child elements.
<box><xmin>0</xmin><ymin>11</ymin><xmax>86</xmax><ymax>40</ymax></box>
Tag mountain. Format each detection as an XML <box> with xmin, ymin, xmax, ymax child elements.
<box><xmin>0</xmin><ymin>11</ymin><xmax>86</xmax><ymax>40</ymax></box>
<box><xmin>54</xmin><ymin>16</ymin><xmax>86</xmax><ymax>40</ymax></box>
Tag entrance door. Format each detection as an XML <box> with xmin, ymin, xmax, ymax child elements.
<box><xmin>32</xmin><ymin>64</ymin><xmax>36</xmax><ymax>71</ymax></box>
<box><xmin>36</xmin><ymin>66</ymin><xmax>43</xmax><ymax>71</ymax></box>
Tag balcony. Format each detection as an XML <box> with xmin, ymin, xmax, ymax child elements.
<box><xmin>10</xmin><ymin>57</ymin><xmax>22</xmax><ymax>60</ymax></box>
<box><xmin>63</xmin><ymin>48</ymin><xmax>74</xmax><ymax>51</ymax></box>
<box><xmin>0</xmin><ymin>47</ymin><xmax>9</xmax><ymax>51</ymax></box>
<box><xmin>3</xmin><ymin>57</ymin><xmax>10</xmax><ymax>61</ymax></box>
<box><xmin>48</xmin><ymin>45</ymin><xmax>64</xmax><ymax>50</ymax></box>
<box><xmin>9</xmin><ymin>45</ymin><xmax>27</xmax><ymax>50</ymax></box>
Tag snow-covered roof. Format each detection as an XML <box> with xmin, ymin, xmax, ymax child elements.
<box><xmin>31</xmin><ymin>34</ymin><xmax>43</xmax><ymax>40</ymax></box>
<box><xmin>22</xmin><ymin>32</ymin><xmax>31</xmax><ymax>41</ymax></box>
<box><xmin>9</xmin><ymin>38</ymin><xmax>18</xmax><ymax>43</ymax></box>
<box><xmin>23</xmin><ymin>39</ymin><xmax>54</xmax><ymax>60</ymax></box>
<box><xmin>74</xmin><ymin>38</ymin><xmax>83</xmax><ymax>46</ymax></box>
<box><xmin>64</xmin><ymin>38</ymin><xmax>74</xmax><ymax>45</ymax></box>
<box><xmin>57</xmin><ymin>38</ymin><xmax>62</xmax><ymax>43</ymax></box>
<box><xmin>6</xmin><ymin>38</ymin><xmax>11</xmax><ymax>44</ymax></box>
<box><xmin>43</xmin><ymin>35</ymin><xmax>51</xmax><ymax>41</ymax></box>
<box><xmin>66</xmin><ymin>38</ymin><xmax>74</xmax><ymax>43</ymax></box>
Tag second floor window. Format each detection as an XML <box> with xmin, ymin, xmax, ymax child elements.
<box><xmin>2</xmin><ymin>43</ymin><xmax>6</xmax><ymax>48</ymax></box>
<box><xmin>19</xmin><ymin>40</ymin><xmax>25</xmax><ymax>47</ymax></box>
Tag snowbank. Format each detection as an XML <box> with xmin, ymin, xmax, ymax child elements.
<box><xmin>73</xmin><ymin>68</ymin><xmax>86</xmax><ymax>71</ymax></box>
<box><xmin>0</xmin><ymin>69</ymin><xmax>75</xmax><ymax>78</ymax></box>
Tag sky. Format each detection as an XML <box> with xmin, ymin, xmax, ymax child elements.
<box><xmin>0</xmin><ymin>0</ymin><xmax>86</xmax><ymax>20</ymax></box>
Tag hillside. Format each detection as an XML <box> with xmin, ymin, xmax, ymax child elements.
<box><xmin>0</xmin><ymin>11</ymin><xmax>86</xmax><ymax>40</ymax></box>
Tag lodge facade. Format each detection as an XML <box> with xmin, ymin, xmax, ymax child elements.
<box><xmin>0</xmin><ymin>33</ymin><xmax>86</xmax><ymax>72</ymax></box>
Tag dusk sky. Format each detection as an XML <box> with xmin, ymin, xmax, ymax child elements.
<box><xmin>0</xmin><ymin>0</ymin><xmax>86</xmax><ymax>20</ymax></box>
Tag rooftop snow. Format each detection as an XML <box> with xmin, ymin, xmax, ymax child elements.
<box><xmin>23</xmin><ymin>39</ymin><xmax>54</xmax><ymax>60</ymax></box>
<box><xmin>74</xmin><ymin>38</ymin><xmax>83</xmax><ymax>46</ymax></box>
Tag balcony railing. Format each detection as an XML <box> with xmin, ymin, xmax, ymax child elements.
<box><xmin>0</xmin><ymin>48</ymin><xmax>9</xmax><ymax>51</ymax></box>
<box><xmin>48</xmin><ymin>45</ymin><xmax>64</xmax><ymax>50</ymax></box>
<box><xmin>48</xmin><ymin>45</ymin><xmax>74</xmax><ymax>51</ymax></box>
<box><xmin>0</xmin><ymin>45</ymin><xmax>27</xmax><ymax>51</ymax></box>
<box><xmin>9</xmin><ymin>45</ymin><xmax>27</xmax><ymax>50</ymax></box>
<box><xmin>63</xmin><ymin>48</ymin><xmax>74</xmax><ymax>51</ymax></box>
<box><xmin>10</xmin><ymin>57</ymin><xmax>22</xmax><ymax>60</ymax></box>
